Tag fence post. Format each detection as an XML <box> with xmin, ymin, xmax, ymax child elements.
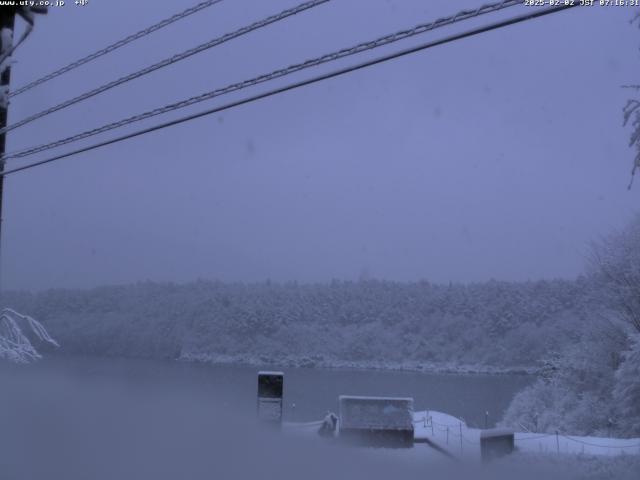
<box><xmin>555</xmin><ymin>430</ymin><xmax>559</xmax><ymax>454</ymax></box>
<box><xmin>446</xmin><ymin>426</ymin><xmax>449</xmax><ymax>445</ymax></box>
<box><xmin>459</xmin><ymin>422</ymin><xmax>463</xmax><ymax>454</ymax></box>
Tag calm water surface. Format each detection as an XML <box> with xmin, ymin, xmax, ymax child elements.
<box><xmin>0</xmin><ymin>355</ymin><xmax>534</xmax><ymax>479</ymax></box>
<box><xmin>0</xmin><ymin>355</ymin><xmax>531</xmax><ymax>426</ymax></box>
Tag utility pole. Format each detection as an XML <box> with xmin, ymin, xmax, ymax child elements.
<box><xmin>0</xmin><ymin>7</ymin><xmax>16</xmax><ymax>296</ymax></box>
<box><xmin>0</xmin><ymin>6</ymin><xmax>46</xmax><ymax>296</ymax></box>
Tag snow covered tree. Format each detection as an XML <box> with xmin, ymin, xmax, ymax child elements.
<box><xmin>613</xmin><ymin>334</ymin><xmax>640</xmax><ymax>436</ymax></box>
<box><xmin>501</xmin><ymin>322</ymin><xmax>626</xmax><ymax>436</ymax></box>
<box><xmin>590</xmin><ymin>213</ymin><xmax>640</xmax><ymax>333</ymax></box>
<box><xmin>624</xmin><ymin>14</ymin><xmax>640</xmax><ymax>189</ymax></box>
<box><xmin>503</xmin><ymin>214</ymin><xmax>640</xmax><ymax>437</ymax></box>
<box><xmin>0</xmin><ymin>308</ymin><xmax>59</xmax><ymax>363</ymax></box>
<box><xmin>625</xmin><ymin>92</ymin><xmax>640</xmax><ymax>189</ymax></box>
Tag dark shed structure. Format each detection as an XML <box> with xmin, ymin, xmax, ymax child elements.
<box><xmin>338</xmin><ymin>395</ymin><xmax>414</xmax><ymax>448</ymax></box>
<box><xmin>480</xmin><ymin>428</ymin><xmax>515</xmax><ymax>461</ymax></box>
<box><xmin>257</xmin><ymin>371</ymin><xmax>284</xmax><ymax>424</ymax></box>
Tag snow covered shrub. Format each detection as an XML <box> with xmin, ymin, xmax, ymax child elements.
<box><xmin>504</xmin><ymin>213</ymin><xmax>640</xmax><ymax>437</ymax></box>
<box><xmin>500</xmin><ymin>379</ymin><xmax>571</xmax><ymax>434</ymax></box>
<box><xmin>501</xmin><ymin>323</ymin><xmax>627</xmax><ymax>437</ymax></box>
<box><xmin>590</xmin><ymin>212</ymin><xmax>640</xmax><ymax>333</ymax></box>
<box><xmin>613</xmin><ymin>334</ymin><xmax>640</xmax><ymax>436</ymax></box>
<box><xmin>0</xmin><ymin>308</ymin><xmax>59</xmax><ymax>363</ymax></box>
<box><xmin>624</xmin><ymin>14</ymin><xmax>640</xmax><ymax>189</ymax></box>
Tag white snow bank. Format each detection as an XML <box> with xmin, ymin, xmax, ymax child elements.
<box><xmin>514</xmin><ymin>431</ymin><xmax>640</xmax><ymax>457</ymax></box>
<box><xmin>179</xmin><ymin>351</ymin><xmax>535</xmax><ymax>375</ymax></box>
<box><xmin>413</xmin><ymin>411</ymin><xmax>640</xmax><ymax>458</ymax></box>
<box><xmin>0</xmin><ymin>308</ymin><xmax>59</xmax><ymax>363</ymax></box>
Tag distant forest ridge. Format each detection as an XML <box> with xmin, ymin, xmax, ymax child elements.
<box><xmin>0</xmin><ymin>277</ymin><xmax>610</xmax><ymax>372</ymax></box>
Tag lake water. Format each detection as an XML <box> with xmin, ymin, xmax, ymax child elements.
<box><xmin>0</xmin><ymin>355</ymin><xmax>532</xmax><ymax>479</ymax></box>
<box><xmin>0</xmin><ymin>355</ymin><xmax>531</xmax><ymax>425</ymax></box>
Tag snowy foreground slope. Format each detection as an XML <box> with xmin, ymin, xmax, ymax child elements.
<box><xmin>281</xmin><ymin>410</ymin><xmax>640</xmax><ymax>479</ymax></box>
<box><xmin>412</xmin><ymin>411</ymin><xmax>640</xmax><ymax>458</ymax></box>
<box><xmin>0</xmin><ymin>308</ymin><xmax>59</xmax><ymax>363</ymax></box>
<box><xmin>284</xmin><ymin>410</ymin><xmax>640</xmax><ymax>459</ymax></box>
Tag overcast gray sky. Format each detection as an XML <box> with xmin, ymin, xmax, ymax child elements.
<box><xmin>1</xmin><ymin>0</ymin><xmax>639</xmax><ymax>291</ymax></box>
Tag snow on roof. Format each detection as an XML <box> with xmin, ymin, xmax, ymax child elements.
<box><xmin>258</xmin><ymin>371</ymin><xmax>284</xmax><ymax>376</ymax></box>
<box><xmin>339</xmin><ymin>395</ymin><xmax>413</xmax><ymax>402</ymax></box>
<box><xmin>480</xmin><ymin>428</ymin><xmax>514</xmax><ymax>439</ymax></box>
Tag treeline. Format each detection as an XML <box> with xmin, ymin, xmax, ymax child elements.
<box><xmin>1</xmin><ymin>276</ymin><xmax>610</xmax><ymax>371</ymax></box>
<box><xmin>501</xmin><ymin>213</ymin><xmax>640</xmax><ymax>438</ymax></box>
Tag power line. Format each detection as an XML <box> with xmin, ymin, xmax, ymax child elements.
<box><xmin>560</xmin><ymin>435</ymin><xmax>640</xmax><ymax>449</ymax></box>
<box><xmin>5</xmin><ymin>1</ymin><xmax>330</xmax><ymax>135</ymax></box>
<box><xmin>0</xmin><ymin>3</ymin><xmax>580</xmax><ymax>177</ymax></box>
<box><xmin>9</xmin><ymin>0</ymin><xmax>226</xmax><ymax>98</ymax></box>
<box><xmin>1</xmin><ymin>0</ymin><xmax>329</xmax><ymax>135</ymax></box>
<box><xmin>2</xmin><ymin>0</ymin><xmax>524</xmax><ymax>162</ymax></box>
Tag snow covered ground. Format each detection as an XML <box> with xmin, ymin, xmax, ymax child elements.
<box><xmin>284</xmin><ymin>409</ymin><xmax>640</xmax><ymax>460</ymax></box>
<box><xmin>180</xmin><ymin>351</ymin><xmax>536</xmax><ymax>375</ymax></box>
<box><xmin>413</xmin><ymin>410</ymin><xmax>640</xmax><ymax>459</ymax></box>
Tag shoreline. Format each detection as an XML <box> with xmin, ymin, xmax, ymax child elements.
<box><xmin>3</xmin><ymin>350</ymin><xmax>535</xmax><ymax>376</ymax></box>
<box><xmin>178</xmin><ymin>352</ymin><xmax>538</xmax><ymax>376</ymax></box>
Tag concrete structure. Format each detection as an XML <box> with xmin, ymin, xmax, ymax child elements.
<box><xmin>338</xmin><ymin>396</ymin><xmax>414</xmax><ymax>448</ymax></box>
<box><xmin>257</xmin><ymin>371</ymin><xmax>283</xmax><ymax>424</ymax></box>
<box><xmin>480</xmin><ymin>428</ymin><xmax>514</xmax><ymax>461</ymax></box>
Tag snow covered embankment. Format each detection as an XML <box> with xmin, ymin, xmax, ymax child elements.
<box><xmin>0</xmin><ymin>308</ymin><xmax>59</xmax><ymax>363</ymax></box>
<box><xmin>179</xmin><ymin>352</ymin><xmax>535</xmax><ymax>376</ymax></box>
<box><xmin>413</xmin><ymin>411</ymin><xmax>640</xmax><ymax>458</ymax></box>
